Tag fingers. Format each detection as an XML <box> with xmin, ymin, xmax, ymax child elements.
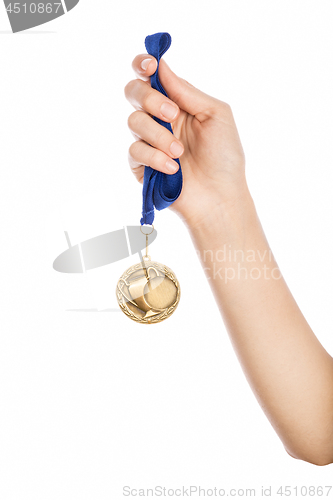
<box><xmin>128</xmin><ymin>154</ymin><xmax>145</xmax><ymax>184</ymax></box>
<box><xmin>129</xmin><ymin>139</ymin><xmax>180</xmax><ymax>180</ymax></box>
<box><xmin>128</xmin><ymin>110</ymin><xmax>184</xmax><ymax>160</ymax></box>
<box><xmin>125</xmin><ymin>78</ymin><xmax>180</xmax><ymax>123</ymax></box>
<box><xmin>129</xmin><ymin>53</ymin><xmax>229</xmax><ymax>122</ymax></box>
<box><xmin>133</xmin><ymin>54</ymin><xmax>225</xmax><ymax>121</ymax></box>
<box><xmin>158</xmin><ymin>59</ymin><xmax>221</xmax><ymax>121</ymax></box>
<box><xmin>126</xmin><ymin>54</ymin><xmax>184</xmax><ymax>183</ymax></box>
<box><xmin>131</xmin><ymin>54</ymin><xmax>158</xmax><ymax>81</ymax></box>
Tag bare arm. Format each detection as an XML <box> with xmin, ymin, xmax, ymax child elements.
<box><xmin>188</xmin><ymin>187</ymin><xmax>333</xmax><ymax>466</ymax></box>
<box><xmin>125</xmin><ymin>54</ymin><xmax>333</xmax><ymax>466</ymax></box>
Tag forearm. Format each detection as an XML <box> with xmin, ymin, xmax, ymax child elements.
<box><xmin>126</xmin><ymin>49</ymin><xmax>333</xmax><ymax>465</ymax></box>
<box><xmin>187</xmin><ymin>183</ymin><xmax>333</xmax><ymax>466</ymax></box>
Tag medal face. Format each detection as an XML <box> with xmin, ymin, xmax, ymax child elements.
<box><xmin>116</xmin><ymin>260</ymin><xmax>180</xmax><ymax>324</ymax></box>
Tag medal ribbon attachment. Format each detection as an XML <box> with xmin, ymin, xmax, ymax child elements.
<box><xmin>140</xmin><ymin>32</ymin><xmax>183</xmax><ymax>225</ymax></box>
<box><xmin>116</xmin><ymin>32</ymin><xmax>182</xmax><ymax>323</ymax></box>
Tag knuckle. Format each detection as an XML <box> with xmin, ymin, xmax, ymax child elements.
<box><xmin>131</xmin><ymin>164</ymin><xmax>144</xmax><ymax>183</ymax></box>
<box><xmin>183</xmin><ymin>79</ymin><xmax>195</xmax><ymax>88</ymax></box>
<box><xmin>141</xmin><ymin>87</ymin><xmax>155</xmax><ymax>110</ymax></box>
<box><xmin>124</xmin><ymin>79</ymin><xmax>136</xmax><ymax>99</ymax></box>
<box><xmin>150</xmin><ymin>148</ymin><xmax>163</xmax><ymax>168</ymax></box>
<box><xmin>220</xmin><ymin>100</ymin><xmax>232</xmax><ymax>112</ymax></box>
<box><xmin>154</xmin><ymin>127</ymin><xmax>166</xmax><ymax>150</ymax></box>
<box><xmin>128</xmin><ymin>141</ymin><xmax>140</xmax><ymax>161</ymax></box>
<box><xmin>127</xmin><ymin>111</ymin><xmax>142</xmax><ymax>131</ymax></box>
<box><xmin>210</xmin><ymin>100</ymin><xmax>232</xmax><ymax>120</ymax></box>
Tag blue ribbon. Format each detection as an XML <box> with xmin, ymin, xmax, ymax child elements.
<box><xmin>140</xmin><ymin>32</ymin><xmax>183</xmax><ymax>225</ymax></box>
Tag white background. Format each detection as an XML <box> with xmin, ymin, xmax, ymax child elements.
<box><xmin>0</xmin><ymin>1</ymin><xmax>333</xmax><ymax>498</ymax></box>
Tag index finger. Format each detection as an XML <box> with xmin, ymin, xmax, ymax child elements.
<box><xmin>132</xmin><ymin>54</ymin><xmax>158</xmax><ymax>82</ymax></box>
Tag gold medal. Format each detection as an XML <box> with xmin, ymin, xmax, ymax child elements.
<box><xmin>116</xmin><ymin>225</ymin><xmax>180</xmax><ymax>323</ymax></box>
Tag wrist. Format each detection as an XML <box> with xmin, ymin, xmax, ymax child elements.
<box><xmin>186</xmin><ymin>183</ymin><xmax>275</xmax><ymax>281</ymax></box>
<box><xmin>185</xmin><ymin>181</ymin><xmax>256</xmax><ymax>240</ymax></box>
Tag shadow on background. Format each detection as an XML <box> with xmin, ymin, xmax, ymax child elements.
<box><xmin>66</xmin><ymin>309</ymin><xmax>121</xmax><ymax>313</ymax></box>
<box><xmin>0</xmin><ymin>30</ymin><xmax>55</xmax><ymax>33</ymax></box>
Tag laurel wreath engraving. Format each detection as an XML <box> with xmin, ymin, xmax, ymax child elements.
<box><xmin>116</xmin><ymin>261</ymin><xmax>180</xmax><ymax>324</ymax></box>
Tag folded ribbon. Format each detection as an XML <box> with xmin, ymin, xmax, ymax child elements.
<box><xmin>140</xmin><ymin>32</ymin><xmax>183</xmax><ymax>225</ymax></box>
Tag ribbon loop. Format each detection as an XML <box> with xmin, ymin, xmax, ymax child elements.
<box><xmin>140</xmin><ymin>32</ymin><xmax>183</xmax><ymax>226</ymax></box>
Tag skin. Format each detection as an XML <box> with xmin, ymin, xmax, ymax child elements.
<box><xmin>124</xmin><ymin>55</ymin><xmax>333</xmax><ymax>466</ymax></box>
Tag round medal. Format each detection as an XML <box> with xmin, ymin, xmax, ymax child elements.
<box><xmin>116</xmin><ymin>258</ymin><xmax>180</xmax><ymax>324</ymax></box>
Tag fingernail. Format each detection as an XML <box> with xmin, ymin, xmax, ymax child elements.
<box><xmin>166</xmin><ymin>160</ymin><xmax>179</xmax><ymax>174</ymax></box>
<box><xmin>141</xmin><ymin>58</ymin><xmax>151</xmax><ymax>71</ymax></box>
<box><xmin>160</xmin><ymin>102</ymin><xmax>178</xmax><ymax>121</ymax></box>
<box><xmin>170</xmin><ymin>141</ymin><xmax>184</xmax><ymax>158</ymax></box>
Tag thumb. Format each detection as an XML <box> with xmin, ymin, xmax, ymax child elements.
<box><xmin>158</xmin><ymin>59</ymin><xmax>217</xmax><ymax>121</ymax></box>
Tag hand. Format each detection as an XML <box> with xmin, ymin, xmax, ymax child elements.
<box><xmin>125</xmin><ymin>55</ymin><xmax>248</xmax><ymax>229</ymax></box>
